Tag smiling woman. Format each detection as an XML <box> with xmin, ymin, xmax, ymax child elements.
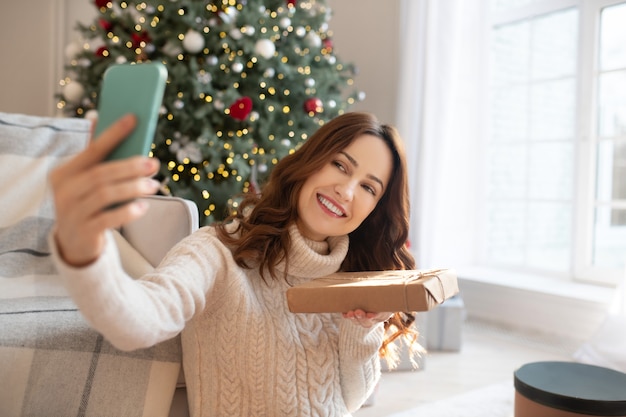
<box><xmin>296</xmin><ymin>134</ymin><xmax>392</xmax><ymax>241</ymax></box>
<box><xmin>49</xmin><ymin>111</ymin><xmax>417</xmax><ymax>417</ymax></box>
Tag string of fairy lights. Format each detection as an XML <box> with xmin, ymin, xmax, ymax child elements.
<box><xmin>57</xmin><ymin>0</ymin><xmax>362</xmax><ymax>223</ymax></box>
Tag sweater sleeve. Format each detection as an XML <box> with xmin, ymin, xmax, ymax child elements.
<box><xmin>48</xmin><ymin>227</ymin><xmax>226</xmax><ymax>351</ymax></box>
<box><xmin>336</xmin><ymin>318</ymin><xmax>385</xmax><ymax>412</ymax></box>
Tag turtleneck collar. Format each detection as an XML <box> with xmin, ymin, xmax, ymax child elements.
<box><xmin>274</xmin><ymin>224</ymin><xmax>349</xmax><ymax>284</ymax></box>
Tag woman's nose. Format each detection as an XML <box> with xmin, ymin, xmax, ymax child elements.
<box><xmin>335</xmin><ymin>181</ymin><xmax>355</xmax><ymax>201</ymax></box>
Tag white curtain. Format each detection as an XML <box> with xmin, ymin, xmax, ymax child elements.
<box><xmin>396</xmin><ymin>0</ymin><xmax>489</xmax><ymax>269</ymax></box>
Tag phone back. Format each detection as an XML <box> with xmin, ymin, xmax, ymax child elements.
<box><xmin>95</xmin><ymin>62</ymin><xmax>168</xmax><ymax>161</ymax></box>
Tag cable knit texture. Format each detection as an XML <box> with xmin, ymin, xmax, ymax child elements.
<box><xmin>50</xmin><ymin>223</ymin><xmax>384</xmax><ymax>417</ymax></box>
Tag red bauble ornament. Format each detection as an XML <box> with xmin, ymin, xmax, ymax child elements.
<box><xmin>98</xmin><ymin>18</ymin><xmax>113</xmax><ymax>32</ymax></box>
<box><xmin>95</xmin><ymin>46</ymin><xmax>109</xmax><ymax>57</ymax></box>
<box><xmin>132</xmin><ymin>31</ymin><xmax>151</xmax><ymax>48</ymax></box>
<box><xmin>94</xmin><ymin>0</ymin><xmax>109</xmax><ymax>8</ymax></box>
<box><xmin>322</xmin><ymin>38</ymin><xmax>333</xmax><ymax>51</ymax></box>
<box><xmin>287</xmin><ymin>0</ymin><xmax>297</xmax><ymax>6</ymax></box>
<box><xmin>304</xmin><ymin>97</ymin><xmax>323</xmax><ymax>114</ymax></box>
<box><xmin>229</xmin><ymin>97</ymin><xmax>253</xmax><ymax>121</ymax></box>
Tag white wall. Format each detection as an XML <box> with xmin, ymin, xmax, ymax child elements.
<box><xmin>0</xmin><ymin>0</ymin><xmax>401</xmax><ymax>124</ymax></box>
<box><xmin>330</xmin><ymin>0</ymin><xmax>401</xmax><ymax>125</ymax></box>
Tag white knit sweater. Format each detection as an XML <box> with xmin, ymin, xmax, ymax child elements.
<box><xmin>50</xmin><ymin>223</ymin><xmax>384</xmax><ymax>417</ymax></box>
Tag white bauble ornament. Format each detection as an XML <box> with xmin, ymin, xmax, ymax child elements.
<box><xmin>174</xmin><ymin>99</ymin><xmax>184</xmax><ymax>110</ymax></box>
<box><xmin>258</xmin><ymin>163</ymin><xmax>268</xmax><ymax>173</ymax></box>
<box><xmin>328</xmin><ymin>99</ymin><xmax>337</xmax><ymax>108</ymax></box>
<box><xmin>197</xmin><ymin>71</ymin><xmax>212</xmax><ymax>84</ymax></box>
<box><xmin>279</xmin><ymin>17</ymin><xmax>291</xmax><ymax>29</ymax></box>
<box><xmin>254</xmin><ymin>39</ymin><xmax>275</xmax><ymax>59</ymax></box>
<box><xmin>206</xmin><ymin>55</ymin><xmax>218</xmax><ymax>66</ymax></box>
<box><xmin>84</xmin><ymin>109</ymin><xmax>98</xmax><ymax>121</ymax></box>
<box><xmin>64</xmin><ymin>42</ymin><xmax>82</xmax><ymax>60</ymax></box>
<box><xmin>77</xmin><ymin>58</ymin><xmax>92</xmax><ymax>68</ymax></box>
<box><xmin>178</xmin><ymin>142</ymin><xmax>203</xmax><ymax>164</ymax></box>
<box><xmin>163</xmin><ymin>41</ymin><xmax>183</xmax><ymax>57</ymax></box>
<box><xmin>281</xmin><ymin>139</ymin><xmax>291</xmax><ymax>147</ymax></box>
<box><xmin>219</xmin><ymin>6</ymin><xmax>238</xmax><ymax>24</ymax></box>
<box><xmin>213</xmin><ymin>99</ymin><xmax>224</xmax><ymax>110</ymax></box>
<box><xmin>63</xmin><ymin>81</ymin><xmax>84</xmax><ymax>104</ymax></box>
<box><xmin>182</xmin><ymin>30</ymin><xmax>205</xmax><ymax>53</ymax></box>
<box><xmin>115</xmin><ymin>55</ymin><xmax>128</xmax><ymax>64</ymax></box>
<box><xmin>305</xmin><ymin>78</ymin><xmax>315</xmax><ymax>88</ymax></box>
<box><xmin>144</xmin><ymin>43</ymin><xmax>156</xmax><ymax>54</ymax></box>
<box><xmin>159</xmin><ymin>105</ymin><xmax>167</xmax><ymax>115</ymax></box>
<box><xmin>295</xmin><ymin>26</ymin><xmax>306</xmax><ymax>37</ymax></box>
<box><xmin>305</xmin><ymin>32</ymin><xmax>321</xmax><ymax>48</ymax></box>
<box><xmin>357</xmin><ymin>91</ymin><xmax>366</xmax><ymax>101</ymax></box>
<box><xmin>244</xmin><ymin>25</ymin><xmax>255</xmax><ymax>36</ymax></box>
<box><xmin>231</xmin><ymin>62</ymin><xmax>243</xmax><ymax>73</ymax></box>
<box><xmin>263</xmin><ymin>68</ymin><xmax>275</xmax><ymax>78</ymax></box>
<box><xmin>249</xmin><ymin>111</ymin><xmax>259</xmax><ymax>121</ymax></box>
<box><xmin>229</xmin><ymin>28</ymin><xmax>243</xmax><ymax>40</ymax></box>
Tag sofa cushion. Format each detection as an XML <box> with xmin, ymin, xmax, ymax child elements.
<box><xmin>0</xmin><ymin>111</ymin><xmax>90</xmax><ymax>297</ymax></box>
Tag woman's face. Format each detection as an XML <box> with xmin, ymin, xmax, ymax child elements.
<box><xmin>296</xmin><ymin>134</ymin><xmax>393</xmax><ymax>241</ymax></box>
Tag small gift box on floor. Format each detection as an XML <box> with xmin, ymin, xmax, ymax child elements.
<box><xmin>424</xmin><ymin>295</ymin><xmax>466</xmax><ymax>352</ymax></box>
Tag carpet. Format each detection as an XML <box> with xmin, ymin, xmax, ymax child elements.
<box><xmin>388</xmin><ymin>381</ymin><xmax>515</xmax><ymax>417</ymax></box>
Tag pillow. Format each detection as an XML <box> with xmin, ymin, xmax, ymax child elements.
<box><xmin>0</xmin><ymin>111</ymin><xmax>90</xmax><ymax>298</ymax></box>
<box><xmin>112</xmin><ymin>229</ymin><xmax>156</xmax><ymax>278</ymax></box>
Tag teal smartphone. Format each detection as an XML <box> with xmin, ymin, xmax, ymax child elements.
<box><xmin>94</xmin><ymin>62</ymin><xmax>168</xmax><ymax>161</ymax></box>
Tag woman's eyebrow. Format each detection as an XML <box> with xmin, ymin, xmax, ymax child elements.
<box><xmin>339</xmin><ymin>151</ymin><xmax>384</xmax><ymax>188</ymax></box>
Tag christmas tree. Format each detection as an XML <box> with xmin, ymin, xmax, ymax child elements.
<box><xmin>57</xmin><ymin>0</ymin><xmax>362</xmax><ymax>226</ymax></box>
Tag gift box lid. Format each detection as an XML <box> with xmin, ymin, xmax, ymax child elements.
<box><xmin>514</xmin><ymin>361</ymin><xmax>626</xmax><ymax>415</ymax></box>
<box><xmin>286</xmin><ymin>268</ymin><xmax>458</xmax><ymax>313</ymax></box>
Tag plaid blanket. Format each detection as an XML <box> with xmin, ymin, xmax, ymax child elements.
<box><xmin>0</xmin><ymin>296</ymin><xmax>181</xmax><ymax>417</ymax></box>
<box><xmin>0</xmin><ymin>112</ymin><xmax>182</xmax><ymax>417</ymax></box>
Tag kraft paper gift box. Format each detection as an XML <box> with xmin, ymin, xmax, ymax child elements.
<box><xmin>286</xmin><ymin>269</ymin><xmax>458</xmax><ymax>313</ymax></box>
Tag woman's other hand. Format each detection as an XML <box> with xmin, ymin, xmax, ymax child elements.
<box><xmin>342</xmin><ymin>309</ymin><xmax>393</xmax><ymax>328</ymax></box>
<box><xmin>49</xmin><ymin>114</ymin><xmax>161</xmax><ymax>267</ymax></box>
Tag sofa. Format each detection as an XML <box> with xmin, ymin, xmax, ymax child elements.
<box><xmin>0</xmin><ymin>112</ymin><xmax>197</xmax><ymax>417</ymax></box>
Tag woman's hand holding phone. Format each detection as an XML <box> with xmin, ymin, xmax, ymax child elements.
<box><xmin>49</xmin><ymin>114</ymin><xmax>161</xmax><ymax>267</ymax></box>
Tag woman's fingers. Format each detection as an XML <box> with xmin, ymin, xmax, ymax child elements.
<box><xmin>48</xmin><ymin>113</ymin><xmax>162</xmax><ymax>267</ymax></box>
<box><xmin>51</xmin><ymin>114</ymin><xmax>137</xmax><ymax>181</ymax></box>
<box><xmin>63</xmin><ymin>156</ymin><xmax>160</xmax><ymax>205</ymax></box>
<box><xmin>343</xmin><ymin>309</ymin><xmax>393</xmax><ymax>328</ymax></box>
<box><xmin>54</xmin><ymin>198</ymin><xmax>152</xmax><ymax>267</ymax></box>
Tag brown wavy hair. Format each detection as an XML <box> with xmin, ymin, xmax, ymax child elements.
<box><xmin>215</xmin><ymin>112</ymin><xmax>420</xmax><ymax>366</ymax></box>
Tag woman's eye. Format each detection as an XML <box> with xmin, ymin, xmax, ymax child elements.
<box><xmin>333</xmin><ymin>161</ymin><xmax>346</xmax><ymax>172</ymax></box>
<box><xmin>362</xmin><ymin>184</ymin><xmax>376</xmax><ymax>196</ymax></box>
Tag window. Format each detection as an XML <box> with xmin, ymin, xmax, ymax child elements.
<box><xmin>485</xmin><ymin>0</ymin><xmax>626</xmax><ymax>284</ymax></box>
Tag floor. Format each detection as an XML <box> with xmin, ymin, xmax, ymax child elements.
<box><xmin>354</xmin><ymin>318</ymin><xmax>584</xmax><ymax>417</ymax></box>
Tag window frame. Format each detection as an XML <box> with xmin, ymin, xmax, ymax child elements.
<box><xmin>487</xmin><ymin>0</ymin><xmax>625</xmax><ymax>285</ymax></box>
